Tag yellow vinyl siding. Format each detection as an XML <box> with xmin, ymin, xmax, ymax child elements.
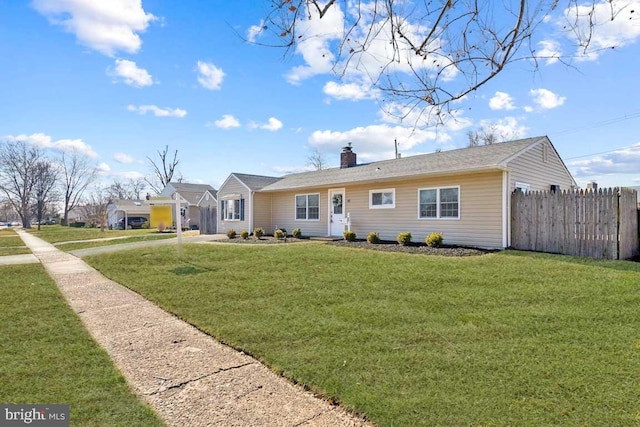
<box><xmin>269</xmin><ymin>191</ymin><xmax>328</xmax><ymax>236</ymax></box>
<box><xmin>342</xmin><ymin>172</ymin><xmax>503</xmax><ymax>248</ymax></box>
<box><xmin>252</xmin><ymin>192</ymin><xmax>273</xmax><ymax>231</ymax></box>
<box><xmin>217</xmin><ymin>175</ymin><xmax>251</xmax><ymax>234</ymax></box>
<box><xmin>264</xmin><ymin>171</ymin><xmax>504</xmax><ymax>248</ymax></box>
<box><xmin>507</xmin><ymin>141</ymin><xmax>574</xmax><ymax>192</ymax></box>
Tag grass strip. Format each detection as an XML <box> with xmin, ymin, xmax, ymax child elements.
<box><xmin>56</xmin><ymin>234</ymin><xmax>174</xmax><ymax>251</ymax></box>
<box><xmin>0</xmin><ymin>264</ymin><xmax>164</xmax><ymax>426</ymax></box>
<box><xmin>27</xmin><ymin>225</ymin><xmax>164</xmax><ymax>244</ymax></box>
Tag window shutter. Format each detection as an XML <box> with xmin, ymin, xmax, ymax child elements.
<box><xmin>240</xmin><ymin>198</ymin><xmax>245</xmax><ymax>221</ymax></box>
<box><xmin>220</xmin><ymin>200</ymin><xmax>225</xmax><ymax>220</ymax></box>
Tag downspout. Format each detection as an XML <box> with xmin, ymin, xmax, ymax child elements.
<box><xmin>502</xmin><ymin>171</ymin><xmax>509</xmax><ymax>248</ymax></box>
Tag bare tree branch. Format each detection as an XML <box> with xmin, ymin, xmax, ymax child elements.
<box><xmin>0</xmin><ymin>140</ymin><xmax>46</xmax><ymax>228</ymax></box>
<box><xmin>145</xmin><ymin>145</ymin><xmax>179</xmax><ymax>194</ymax></box>
<box><xmin>60</xmin><ymin>150</ymin><xmax>97</xmax><ymax>226</ymax></box>
<box><xmin>256</xmin><ymin>0</ymin><xmax>633</xmax><ymax>122</ymax></box>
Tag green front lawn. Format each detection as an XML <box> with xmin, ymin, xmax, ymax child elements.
<box><xmin>0</xmin><ymin>228</ymin><xmax>30</xmax><ymax>255</ymax></box>
<box><xmin>0</xmin><ymin>264</ymin><xmax>164</xmax><ymax>426</ymax></box>
<box><xmin>84</xmin><ymin>245</ymin><xmax>640</xmax><ymax>426</ymax></box>
<box><xmin>28</xmin><ymin>224</ymin><xmax>166</xmax><ymax>243</ymax></box>
<box><xmin>55</xmin><ymin>234</ymin><xmax>174</xmax><ymax>251</ymax></box>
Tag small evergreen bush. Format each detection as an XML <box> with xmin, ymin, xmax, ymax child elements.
<box><xmin>274</xmin><ymin>229</ymin><xmax>286</xmax><ymax>239</ymax></box>
<box><xmin>343</xmin><ymin>230</ymin><xmax>357</xmax><ymax>242</ymax></box>
<box><xmin>226</xmin><ymin>229</ymin><xmax>236</xmax><ymax>239</ymax></box>
<box><xmin>397</xmin><ymin>231</ymin><xmax>412</xmax><ymax>246</ymax></box>
<box><xmin>426</xmin><ymin>232</ymin><xmax>444</xmax><ymax>247</ymax></box>
<box><xmin>366</xmin><ymin>232</ymin><xmax>380</xmax><ymax>244</ymax></box>
<box><xmin>253</xmin><ymin>227</ymin><xmax>264</xmax><ymax>239</ymax></box>
<box><xmin>292</xmin><ymin>228</ymin><xmax>302</xmax><ymax>238</ymax></box>
<box><xmin>240</xmin><ymin>230</ymin><xmax>249</xmax><ymax>239</ymax></box>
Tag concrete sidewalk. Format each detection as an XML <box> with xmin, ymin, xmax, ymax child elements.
<box><xmin>16</xmin><ymin>230</ymin><xmax>370</xmax><ymax>427</ymax></box>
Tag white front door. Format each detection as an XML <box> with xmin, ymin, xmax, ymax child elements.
<box><xmin>329</xmin><ymin>189</ymin><xmax>345</xmax><ymax>236</ymax></box>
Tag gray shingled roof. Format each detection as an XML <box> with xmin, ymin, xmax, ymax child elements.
<box><xmin>168</xmin><ymin>182</ymin><xmax>217</xmax><ymax>205</ymax></box>
<box><xmin>260</xmin><ymin>137</ymin><xmax>546</xmax><ymax>192</ymax></box>
<box><xmin>232</xmin><ymin>173</ymin><xmax>282</xmax><ymax>191</ymax></box>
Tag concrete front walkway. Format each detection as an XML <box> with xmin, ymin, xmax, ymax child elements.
<box><xmin>16</xmin><ymin>230</ymin><xmax>370</xmax><ymax>427</ymax></box>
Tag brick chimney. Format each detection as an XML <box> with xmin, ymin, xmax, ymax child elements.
<box><xmin>587</xmin><ymin>181</ymin><xmax>598</xmax><ymax>191</ymax></box>
<box><xmin>340</xmin><ymin>143</ymin><xmax>357</xmax><ymax>168</ymax></box>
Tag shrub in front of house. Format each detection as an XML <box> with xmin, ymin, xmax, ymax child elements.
<box><xmin>426</xmin><ymin>232</ymin><xmax>444</xmax><ymax>247</ymax></box>
<box><xmin>343</xmin><ymin>230</ymin><xmax>357</xmax><ymax>242</ymax></box>
<box><xmin>226</xmin><ymin>229</ymin><xmax>236</xmax><ymax>239</ymax></box>
<box><xmin>292</xmin><ymin>228</ymin><xmax>302</xmax><ymax>238</ymax></box>
<box><xmin>274</xmin><ymin>229</ymin><xmax>286</xmax><ymax>239</ymax></box>
<box><xmin>366</xmin><ymin>232</ymin><xmax>380</xmax><ymax>244</ymax></box>
<box><xmin>253</xmin><ymin>227</ymin><xmax>264</xmax><ymax>239</ymax></box>
<box><xmin>240</xmin><ymin>230</ymin><xmax>249</xmax><ymax>239</ymax></box>
<box><xmin>397</xmin><ymin>232</ymin><xmax>412</xmax><ymax>246</ymax></box>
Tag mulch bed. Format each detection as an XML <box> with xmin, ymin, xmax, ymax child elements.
<box><xmin>223</xmin><ymin>236</ymin><xmax>493</xmax><ymax>256</ymax></box>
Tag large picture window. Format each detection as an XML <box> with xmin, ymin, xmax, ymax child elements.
<box><xmin>295</xmin><ymin>194</ymin><xmax>320</xmax><ymax>220</ymax></box>
<box><xmin>369</xmin><ymin>189</ymin><xmax>395</xmax><ymax>209</ymax></box>
<box><xmin>221</xmin><ymin>198</ymin><xmax>244</xmax><ymax>221</ymax></box>
<box><xmin>418</xmin><ymin>187</ymin><xmax>459</xmax><ymax>219</ymax></box>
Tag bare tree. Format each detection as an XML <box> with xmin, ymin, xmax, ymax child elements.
<box><xmin>32</xmin><ymin>160</ymin><xmax>59</xmax><ymax>231</ymax></box>
<box><xmin>145</xmin><ymin>145</ymin><xmax>179</xmax><ymax>194</ymax></box>
<box><xmin>0</xmin><ymin>141</ymin><xmax>45</xmax><ymax>228</ymax></box>
<box><xmin>60</xmin><ymin>150</ymin><xmax>97</xmax><ymax>226</ymax></box>
<box><xmin>307</xmin><ymin>149</ymin><xmax>328</xmax><ymax>170</ymax></box>
<box><xmin>467</xmin><ymin>125</ymin><xmax>521</xmax><ymax>147</ymax></box>
<box><xmin>106</xmin><ymin>178</ymin><xmax>146</xmax><ymax>200</ymax></box>
<box><xmin>81</xmin><ymin>187</ymin><xmax>109</xmax><ymax>231</ymax></box>
<box><xmin>259</xmin><ymin>1</ymin><xmax>634</xmax><ymax>122</ymax></box>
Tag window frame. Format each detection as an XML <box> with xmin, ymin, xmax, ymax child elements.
<box><xmin>369</xmin><ymin>188</ymin><xmax>395</xmax><ymax>209</ymax></box>
<box><xmin>515</xmin><ymin>182</ymin><xmax>530</xmax><ymax>193</ymax></box>
<box><xmin>295</xmin><ymin>193</ymin><xmax>320</xmax><ymax>221</ymax></box>
<box><xmin>221</xmin><ymin>198</ymin><xmax>243</xmax><ymax>221</ymax></box>
<box><xmin>417</xmin><ymin>186</ymin><xmax>460</xmax><ymax>220</ymax></box>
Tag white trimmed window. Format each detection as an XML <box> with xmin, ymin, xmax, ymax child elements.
<box><xmin>295</xmin><ymin>194</ymin><xmax>320</xmax><ymax>220</ymax></box>
<box><xmin>221</xmin><ymin>198</ymin><xmax>244</xmax><ymax>221</ymax></box>
<box><xmin>515</xmin><ymin>182</ymin><xmax>530</xmax><ymax>193</ymax></box>
<box><xmin>418</xmin><ymin>187</ymin><xmax>460</xmax><ymax>219</ymax></box>
<box><xmin>369</xmin><ymin>189</ymin><xmax>395</xmax><ymax>209</ymax></box>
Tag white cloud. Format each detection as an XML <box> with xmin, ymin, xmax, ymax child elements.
<box><xmin>489</xmin><ymin>91</ymin><xmax>516</xmax><ymax>110</ymax></box>
<box><xmin>114</xmin><ymin>152</ymin><xmax>134</xmax><ymax>163</ymax></box>
<box><xmin>529</xmin><ymin>89</ymin><xmax>566</xmax><ymax>110</ymax></box>
<box><xmin>110</xmin><ymin>59</ymin><xmax>153</xmax><ymax>87</ymax></box>
<box><xmin>127</xmin><ymin>104</ymin><xmax>187</xmax><ymax>117</ymax></box>
<box><xmin>563</xmin><ymin>1</ymin><xmax>640</xmax><ymax>61</ymax></box>
<box><xmin>196</xmin><ymin>61</ymin><xmax>225</xmax><ymax>90</ymax></box>
<box><xmin>249</xmin><ymin>117</ymin><xmax>283</xmax><ymax>131</ymax></box>
<box><xmin>308</xmin><ymin>124</ymin><xmax>438</xmax><ymax>161</ymax></box>
<box><xmin>96</xmin><ymin>162</ymin><xmax>111</xmax><ymax>173</ymax></box>
<box><xmin>4</xmin><ymin>132</ymin><xmax>97</xmax><ymax>157</ymax></box>
<box><xmin>536</xmin><ymin>40</ymin><xmax>562</xmax><ymax>65</ymax></box>
<box><xmin>115</xmin><ymin>170</ymin><xmax>145</xmax><ymax>179</ymax></box>
<box><xmin>568</xmin><ymin>143</ymin><xmax>640</xmax><ymax>177</ymax></box>
<box><xmin>379</xmin><ymin>102</ymin><xmax>472</xmax><ymax>135</ymax></box>
<box><xmin>32</xmin><ymin>0</ymin><xmax>156</xmax><ymax>57</ymax></box>
<box><xmin>212</xmin><ymin>114</ymin><xmax>240</xmax><ymax>129</ymax></box>
<box><xmin>247</xmin><ymin>20</ymin><xmax>264</xmax><ymax>43</ymax></box>
<box><xmin>323</xmin><ymin>81</ymin><xmax>377</xmax><ymax>101</ymax></box>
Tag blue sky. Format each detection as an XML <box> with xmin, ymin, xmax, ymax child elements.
<box><xmin>1</xmin><ymin>1</ymin><xmax>639</xmax><ymax>191</ymax></box>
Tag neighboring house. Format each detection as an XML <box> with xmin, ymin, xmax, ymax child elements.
<box><xmin>106</xmin><ymin>199</ymin><xmax>151</xmax><ymax>228</ymax></box>
<box><xmin>218</xmin><ymin>136</ymin><xmax>576</xmax><ymax>249</ymax></box>
<box><xmin>67</xmin><ymin>206</ymin><xmax>89</xmax><ymax>223</ymax></box>
<box><xmin>159</xmin><ymin>182</ymin><xmax>218</xmax><ymax>230</ymax></box>
<box><xmin>217</xmin><ymin>173</ymin><xmax>283</xmax><ymax>234</ymax></box>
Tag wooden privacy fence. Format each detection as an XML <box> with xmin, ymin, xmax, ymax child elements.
<box><xmin>511</xmin><ymin>187</ymin><xmax>639</xmax><ymax>260</ymax></box>
<box><xmin>199</xmin><ymin>206</ymin><xmax>217</xmax><ymax>234</ymax></box>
